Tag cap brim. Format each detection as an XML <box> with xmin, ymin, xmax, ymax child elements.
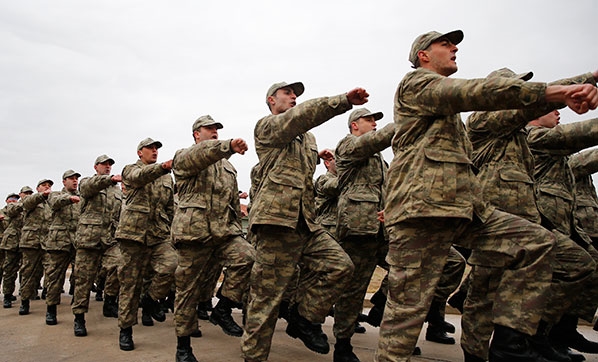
<box><xmin>518</xmin><ymin>71</ymin><xmax>534</xmax><ymax>81</ymax></box>
<box><xmin>363</xmin><ymin>111</ymin><xmax>384</xmax><ymax>121</ymax></box>
<box><xmin>287</xmin><ymin>82</ymin><xmax>305</xmax><ymax>97</ymax></box>
<box><xmin>440</xmin><ymin>30</ymin><xmax>463</xmax><ymax>46</ymax></box>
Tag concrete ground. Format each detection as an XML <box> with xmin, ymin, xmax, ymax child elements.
<box><xmin>1</xmin><ymin>294</ymin><xmax>598</xmax><ymax>362</ymax></box>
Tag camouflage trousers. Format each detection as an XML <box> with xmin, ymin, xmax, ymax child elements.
<box><xmin>72</xmin><ymin>244</ymin><xmax>121</xmax><ymax>314</ymax></box>
<box><xmin>565</xmin><ymin>242</ymin><xmax>598</xmax><ymax>322</ymax></box>
<box><xmin>197</xmin><ymin>255</ymin><xmax>223</xmax><ymax>303</ymax></box>
<box><xmin>461</xmin><ymin>229</ymin><xmax>597</xmax><ymax>359</ymax></box>
<box><xmin>43</xmin><ymin>250</ymin><xmax>73</xmax><ymax>306</ymax></box>
<box><xmin>375</xmin><ymin>209</ymin><xmax>554</xmax><ymax>362</ymax></box>
<box><xmin>174</xmin><ymin>236</ymin><xmax>255</xmax><ymax>337</ymax></box>
<box><xmin>117</xmin><ymin>239</ymin><xmax>177</xmax><ymax>329</ymax></box>
<box><xmin>241</xmin><ymin>223</ymin><xmax>354</xmax><ymax>362</ymax></box>
<box><xmin>434</xmin><ymin>247</ymin><xmax>466</xmax><ymax>304</ymax></box>
<box><xmin>102</xmin><ymin>244</ymin><xmax>121</xmax><ymax>297</ymax></box>
<box><xmin>19</xmin><ymin>247</ymin><xmax>45</xmax><ymax>301</ymax></box>
<box><xmin>2</xmin><ymin>249</ymin><xmax>20</xmax><ymax>296</ymax></box>
<box><xmin>334</xmin><ymin>236</ymin><xmax>387</xmax><ymax>339</ymax></box>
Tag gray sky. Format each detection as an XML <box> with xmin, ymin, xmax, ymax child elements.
<box><xmin>1</xmin><ymin>0</ymin><xmax>597</xmax><ymax>198</ymax></box>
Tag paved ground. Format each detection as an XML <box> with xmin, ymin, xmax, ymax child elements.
<box><xmin>1</xmin><ymin>293</ymin><xmax>598</xmax><ymax>362</ymax></box>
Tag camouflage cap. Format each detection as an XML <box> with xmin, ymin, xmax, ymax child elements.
<box><xmin>6</xmin><ymin>193</ymin><xmax>19</xmax><ymax>200</ymax></box>
<box><xmin>20</xmin><ymin>186</ymin><xmax>33</xmax><ymax>194</ymax></box>
<box><xmin>266</xmin><ymin>81</ymin><xmax>305</xmax><ymax>100</ymax></box>
<box><xmin>94</xmin><ymin>154</ymin><xmax>115</xmax><ymax>165</ymax></box>
<box><xmin>37</xmin><ymin>179</ymin><xmax>54</xmax><ymax>187</ymax></box>
<box><xmin>409</xmin><ymin>30</ymin><xmax>464</xmax><ymax>68</ymax></box>
<box><xmin>62</xmin><ymin>169</ymin><xmax>81</xmax><ymax>180</ymax></box>
<box><xmin>348</xmin><ymin>108</ymin><xmax>384</xmax><ymax>127</ymax></box>
<box><xmin>137</xmin><ymin>137</ymin><xmax>163</xmax><ymax>151</ymax></box>
<box><xmin>193</xmin><ymin>115</ymin><xmax>223</xmax><ymax>132</ymax></box>
<box><xmin>486</xmin><ymin>67</ymin><xmax>534</xmax><ymax>81</ymax></box>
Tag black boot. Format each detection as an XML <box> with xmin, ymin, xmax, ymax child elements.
<box><xmin>278</xmin><ymin>299</ymin><xmax>290</xmax><ymax>322</ymax></box>
<box><xmin>176</xmin><ymin>336</ymin><xmax>198</xmax><ymax>362</ymax></box>
<box><xmin>40</xmin><ymin>287</ymin><xmax>47</xmax><ymax>300</ymax></box>
<box><xmin>462</xmin><ymin>348</ymin><xmax>486</xmax><ymax>362</ymax></box>
<box><xmin>448</xmin><ymin>289</ymin><xmax>466</xmax><ymax>314</ymax></box>
<box><xmin>333</xmin><ymin>338</ymin><xmax>360</xmax><ymax>362</ymax></box>
<box><xmin>74</xmin><ymin>313</ymin><xmax>87</xmax><ymax>337</ymax></box>
<box><xmin>141</xmin><ymin>308</ymin><xmax>154</xmax><ymax>326</ymax></box>
<box><xmin>46</xmin><ymin>304</ymin><xmax>58</xmax><ymax>325</ymax></box>
<box><xmin>190</xmin><ymin>325</ymin><xmax>202</xmax><ymax>338</ymax></box>
<box><xmin>19</xmin><ymin>299</ymin><xmax>30</xmax><ymax>315</ymax></box>
<box><xmin>489</xmin><ymin>324</ymin><xmax>547</xmax><ymax>362</ymax></box>
<box><xmin>366</xmin><ymin>289</ymin><xmax>386</xmax><ymax>327</ymax></box>
<box><xmin>426</xmin><ymin>299</ymin><xmax>455</xmax><ymax>333</ymax></box>
<box><xmin>354</xmin><ymin>321</ymin><xmax>366</xmax><ymax>334</ymax></box>
<box><xmin>285</xmin><ymin>304</ymin><xmax>330</xmax><ymax>354</ymax></box>
<box><xmin>141</xmin><ymin>293</ymin><xmax>165</xmax><ymax>322</ymax></box>
<box><xmin>95</xmin><ymin>289</ymin><xmax>103</xmax><ymax>302</ymax></box>
<box><xmin>3</xmin><ymin>294</ymin><xmax>12</xmax><ymax>308</ymax></box>
<box><xmin>197</xmin><ymin>300</ymin><xmax>211</xmax><ymax>321</ymax></box>
<box><xmin>119</xmin><ymin>326</ymin><xmax>134</xmax><ymax>351</ymax></box>
<box><xmin>529</xmin><ymin>320</ymin><xmax>571</xmax><ymax>362</ymax></box>
<box><xmin>209</xmin><ymin>296</ymin><xmax>243</xmax><ymax>337</ymax></box>
<box><xmin>102</xmin><ymin>294</ymin><xmax>118</xmax><ymax>318</ymax></box>
<box><xmin>552</xmin><ymin>315</ymin><xmax>598</xmax><ymax>354</ymax></box>
<box><xmin>425</xmin><ymin>323</ymin><xmax>455</xmax><ymax>344</ymax></box>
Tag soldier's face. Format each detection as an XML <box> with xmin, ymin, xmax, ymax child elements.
<box><xmin>196</xmin><ymin>125</ymin><xmax>219</xmax><ymax>142</ymax></box>
<box><xmin>63</xmin><ymin>176</ymin><xmax>79</xmax><ymax>192</ymax></box>
<box><xmin>137</xmin><ymin>145</ymin><xmax>159</xmax><ymax>164</ymax></box>
<box><xmin>351</xmin><ymin>116</ymin><xmax>377</xmax><ymax>136</ymax></box>
<box><xmin>37</xmin><ymin>182</ymin><xmax>52</xmax><ymax>193</ymax></box>
<box><xmin>421</xmin><ymin>38</ymin><xmax>458</xmax><ymax>77</ymax></box>
<box><xmin>268</xmin><ymin>87</ymin><xmax>297</xmax><ymax>115</ymax></box>
<box><xmin>6</xmin><ymin>197</ymin><xmax>18</xmax><ymax>204</ymax></box>
<box><xmin>94</xmin><ymin>161</ymin><xmax>113</xmax><ymax>175</ymax></box>
<box><xmin>535</xmin><ymin>110</ymin><xmax>560</xmax><ymax>128</ymax></box>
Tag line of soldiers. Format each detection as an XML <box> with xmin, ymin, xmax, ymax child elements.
<box><xmin>2</xmin><ymin>28</ymin><xmax>598</xmax><ymax>362</ymax></box>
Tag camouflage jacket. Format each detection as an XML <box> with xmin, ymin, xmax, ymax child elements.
<box><xmin>249</xmin><ymin>93</ymin><xmax>352</xmax><ymax>231</ymax></box>
<box><xmin>45</xmin><ymin>188</ymin><xmax>81</xmax><ymax>251</ymax></box>
<box><xmin>115</xmin><ymin>160</ymin><xmax>174</xmax><ymax>246</ymax></box>
<box><xmin>20</xmin><ymin>193</ymin><xmax>52</xmax><ymax>249</ymax></box>
<box><xmin>528</xmin><ymin>118</ymin><xmax>598</xmax><ymax>244</ymax></box>
<box><xmin>0</xmin><ymin>201</ymin><xmax>24</xmax><ymax>250</ymax></box>
<box><xmin>76</xmin><ymin>175</ymin><xmax>122</xmax><ymax>249</ymax></box>
<box><xmin>385</xmin><ymin>67</ymin><xmax>550</xmax><ymax>227</ymax></box>
<box><xmin>335</xmin><ymin>123</ymin><xmax>394</xmax><ymax>240</ymax></box>
<box><xmin>314</xmin><ymin>171</ymin><xmax>339</xmax><ymax>230</ymax></box>
<box><xmin>467</xmin><ymin>73</ymin><xmax>596</xmax><ymax>224</ymax></box>
<box><xmin>569</xmin><ymin>149</ymin><xmax>598</xmax><ymax>239</ymax></box>
<box><xmin>0</xmin><ymin>206</ymin><xmax>7</xmax><ymax>236</ymax></box>
<box><xmin>171</xmin><ymin>139</ymin><xmax>243</xmax><ymax>243</ymax></box>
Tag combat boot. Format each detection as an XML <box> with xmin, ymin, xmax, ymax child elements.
<box><xmin>19</xmin><ymin>299</ymin><xmax>30</xmax><ymax>315</ymax></box>
<box><xmin>529</xmin><ymin>320</ymin><xmax>571</xmax><ymax>362</ymax></box>
<box><xmin>426</xmin><ymin>299</ymin><xmax>455</xmax><ymax>333</ymax></box>
<box><xmin>489</xmin><ymin>324</ymin><xmax>548</xmax><ymax>362</ymax></box>
<box><xmin>354</xmin><ymin>321</ymin><xmax>366</xmax><ymax>334</ymax></box>
<box><xmin>41</xmin><ymin>287</ymin><xmax>47</xmax><ymax>300</ymax></box>
<box><xmin>425</xmin><ymin>323</ymin><xmax>455</xmax><ymax>344</ymax></box>
<box><xmin>46</xmin><ymin>304</ymin><xmax>58</xmax><ymax>325</ymax></box>
<box><xmin>141</xmin><ymin>308</ymin><xmax>154</xmax><ymax>326</ymax></box>
<box><xmin>286</xmin><ymin>304</ymin><xmax>330</xmax><ymax>354</ymax></box>
<box><xmin>176</xmin><ymin>336</ymin><xmax>198</xmax><ymax>362</ymax></box>
<box><xmin>448</xmin><ymin>289</ymin><xmax>466</xmax><ymax>314</ymax></box>
<box><xmin>95</xmin><ymin>289</ymin><xmax>103</xmax><ymax>302</ymax></box>
<box><xmin>333</xmin><ymin>338</ymin><xmax>360</xmax><ymax>362</ymax></box>
<box><xmin>74</xmin><ymin>313</ymin><xmax>87</xmax><ymax>337</ymax></box>
<box><xmin>197</xmin><ymin>300</ymin><xmax>212</xmax><ymax>320</ymax></box>
<box><xmin>462</xmin><ymin>348</ymin><xmax>486</xmax><ymax>362</ymax></box>
<box><xmin>119</xmin><ymin>326</ymin><xmax>134</xmax><ymax>351</ymax></box>
<box><xmin>210</xmin><ymin>296</ymin><xmax>243</xmax><ymax>337</ymax></box>
<box><xmin>141</xmin><ymin>293</ymin><xmax>165</xmax><ymax>322</ymax></box>
<box><xmin>3</xmin><ymin>294</ymin><xmax>12</xmax><ymax>308</ymax></box>
<box><xmin>551</xmin><ymin>315</ymin><xmax>598</xmax><ymax>354</ymax></box>
<box><xmin>366</xmin><ymin>289</ymin><xmax>386</xmax><ymax>327</ymax></box>
<box><xmin>102</xmin><ymin>294</ymin><xmax>118</xmax><ymax>318</ymax></box>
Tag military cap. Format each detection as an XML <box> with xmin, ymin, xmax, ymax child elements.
<box><xmin>193</xmin><ymin>115</ymin><xmax>223</xmax><ymax>132</ymax></box>
<box><xmin>6</xmin><ymin>193</ymin><xmax>19</xmax><ymax>200</ymax></box>
<box><xmin>37</xmin><ymin>179</ymin><xmax>54</xmax><ymax>187</ymax></box>
<box><xmin>62</xmin><ymin>169</ymin><xmax>81</xmax><ymax>180</ymax></box>
<box><xmin>266</xmin><ymin>81</ymin><xmax>305</xmax><ymax>100</ymax></box>
<box><xmin>137</xmin><ymin>137</ymin><xmax>163</xmax><ymax>151</ymax></box>
<box><xmin>20</xmin><ymin>186</ymin><xmax>33</xmax><ymax>194</ymax></box>
<box><xmin>409</xmin><ymin>30</ymin><xmax>464</xmax><ymax>68</ymax></box>
<box><xmin>486</xmin><ymin>67</ymin><xmax>534</xmax><ymax>81</ymax></box>
<box><xmin>348</xmin><ymin>108</ymin><xmax>384</xmax><ymax>127</ymax></box>
<box><xmin>95</xmin><ymin>154</ymin><xmax>115</xmax><ymax>165</ymax></box>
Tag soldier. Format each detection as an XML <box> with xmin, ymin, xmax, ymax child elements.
<box><xmin>1</xmin><ymin>186</ymin><xmax>33</xmax><ymax>308</ymax></box>
<box><xmin>377</xmin><ymin>29</ymin><xmax>598</xmax><ymax>362</ymax></box>
<box><xmin>570</xmin><ymin>148</ymin><xmax>598</xmax><ymax>245</ymax></box>
<box><xmin>465</xmin><ymin>68</ymin><xmax>598</xmax><ymax>362</ymax></box>
<box><xmin>527</xmin><ymin>113</ymin><xmax>598</xmax><ymax>358</ymax></box>
<box><xmin>0</xmin><ymin>193</ymin><xmax>18</xmax><ymax>298</ymax></box>
<box><xmin>171</xmin><ymin>115</ymin><xmax>255</xmax><ymax>362</ymax></box>
<box><xmin>115</xmin><ymin>137</ymin><xmax>177</xmax><ymax>351</ymax></box>
<box><xmin>44</xmin><ymin>169</ymin><xmax>81</xmax><ymax>325</ymax></box>
<box><xmin>331</xmin><ymin>108</ymin><xmax>394</xmax><ymax>362</ymax></box>
<box><xmin>314</xmin><ymin>149</ymin><xmax>339</xmax><ymax>236</ymax></box>
<box><xmin>241</xmin><ymin>81</ymin><xmax>364</xmax><ymax>362</ymax></box>
<box><xmin>71</xmin><ymin>154</ymin><xmax>123</xmax><ymax>337</ymax></box>
<box><xmin>19</xmin><ymin>179</ymin><xmax>53</xmax><ymax>315</ymax></box>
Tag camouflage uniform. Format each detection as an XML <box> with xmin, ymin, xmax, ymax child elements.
<box><xmin>241</xmin><ymin>93</ymin><xmax>355</xmax><ymax>361</ymax></box>
<box><xmin>528</xmin><ymin>118</ymin><xmax>598</xmax><ymax>324</ymax></box>
<box><xmin>20</xmin><ymin>192</ymin><xmax>52</xmax><ymax>302</ymax></box>
<box><xmin>0</xmin><ymin>205</ymin><xmax>8</xmax><ymax>292</ymax></box>
<box><xmin>462</xmin><ymin>70</ymin><xmax>598</xmax><ymax>359</ymax></box>
<box><xmin>377</xmin><ymin>67</ymin><xmax>557</xmax><ymax>361</ymax></box>
<box><xmin>314</xmin><ymin>170</ymin><xmax>339</xmax><ymax>236</ymax></box>
<box><xmin>1</xmin><ymin>201</ymin><xmax>22</xmax><ymax>299</ymax></box>
<box><xmin>72</xmin><ymin>174</ymin><xmax>122</xmax><ymax>315</ymax></box>
<box><xmin>569</xmin><ymin>149</ymin><xmax>598</xmax><ymax>242</ymax></box>
<box><xmin>115</xmin><ymin>159</ymin><xmax>177</xmax><ymax>329</ymax></box>
<box><xmin>332</xmin><ymin>121</ymin><xmax>394</xmax><ymax>340</ymax></box>
<box><xmin>171</xmin><ymin>139</ymin><xmax>255</xmax><ymax>337</ymax></box>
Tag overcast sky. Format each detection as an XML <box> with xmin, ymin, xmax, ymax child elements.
<box><xmin>1</xmin><ymin>0</ymin><xmax>597</xmax><ymax>199</ymax></box>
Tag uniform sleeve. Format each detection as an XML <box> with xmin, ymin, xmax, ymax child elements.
<box><xmin>48</xmin><ymin>191</ymin><xmax>74</xmax><ymax>211</ymax></box>
<box><xmin>569</xmin><ymin>148</ymin><xmax>598</xmax><ymax>180</ymax></box>
<box><xmin>528</xmin><ymin>118</ymin><xmax>598</xmax><ymax>156</ymax></box>
<box><xmin>79</xmin><ymin>175</ymin><xmax>115</xmax><ymax>199</ymax></box>
<box><xmin>336</xmin><ymin>123</ymin><xmax>396</xmax><ymax>162</ymax></box>
<box><xmin>22</xmin><ymin>193</ymin><xmax>46</xmax><ymax>211</ymax></box>
<box><xmin>122</xmin><ymin>162</ymin><xmax>170</xmax><ymax>189</ymax></box>
<box><xmin>173</xmin><ymin>140</ymin><xmax>234</xmax><ymax>179</ymax></box>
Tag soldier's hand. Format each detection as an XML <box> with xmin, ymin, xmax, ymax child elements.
<box><xmin>318</xmin><ymin>149</ymin><xmax>334</xmax><ymax>162</ymax></box>
<box><xmin>111</xmin><ymin>175</ymin><xmax>122</xmax><ymax>183</ymax></box>
<box><xmin>377</xmin><ymin>210</ymin><xmax>385</xmax><ymax>223</ymax></box>
<box><xmin>231</xmin><ymin>138</ymin><xmax>248</xmax><ymax>155</ymax></box>
<box><xmin>162</xmin><ymin>160</ymin><xmax>173</xmax><ymax>171</ymax></box>
<box><xmin>239</xmin><ymin>191</ymin><xmax>248</xmax><ymax>199</ymax></box>
<box><xmin>347</xmin><ymin>88</ymin><xmax>369</xmax><ymax>105</ymax></box>
<box><xmin>0</xmin><ymin>215</ymin><xmax>4</xmax><ymax>221</ymax></box>
<box><xmin>564</xmin><ymin>84</ymin><xmax>598</xmax><ymax>114</ymax></box>
<box><xmin>42</xmin><ymin>190</ymin><xmax>51</xmax><ymax>197</ymax></box>
<box><xmin>70</xmin><ymin>196</ymin><xmax>80</xmax><ymax>204</ymax></box>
